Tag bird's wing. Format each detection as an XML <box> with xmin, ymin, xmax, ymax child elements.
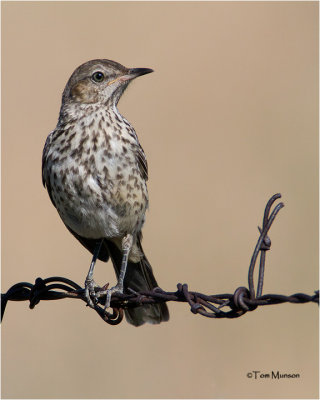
<box><xmin>65</xmin><ymin>225</ymin><xmax>110</xmax><ymax>262</ymax></box>
<box><xmin>42</xmin><ymin>130</ymin><xmax>57</xmax><ymax>208</ymax></box>
<box><xmin>135</xmin><ymin>143</ymin><xmax>148</xmax><ymax>181</ymax></box>
<box><xmin>42</xmin><ymin>130</ymin><xmax>110</xmax><ymax>262</ymax></box>
<box><xmin>128</xmin><ymin>125</ymin><xmax>148</xmax><ymax>181</ymax></box>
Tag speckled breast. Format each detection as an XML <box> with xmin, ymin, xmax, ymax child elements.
<box><xmin>44</xmin><ymin>109</ymin><xmax>149</xmax><ymax>240</ymax></box>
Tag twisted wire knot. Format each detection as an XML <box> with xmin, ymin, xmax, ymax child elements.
<box><xmin>29</xmin><ymin>278</ymin><xmax>47</xmax><ymax>309</ymax></box>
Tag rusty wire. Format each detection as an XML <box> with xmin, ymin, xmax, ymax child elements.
<box><xmin>1</xmin><ymin>194</ymin><xmax>318</xmax><ymax>325</ymax></box>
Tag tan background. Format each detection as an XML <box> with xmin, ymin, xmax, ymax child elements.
<box><xmin>1</xmin><ymin>1</ymin><xmax>318</xmax><ymax>399</ymax></box>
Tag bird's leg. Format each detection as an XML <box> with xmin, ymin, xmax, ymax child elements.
<box><xmin>84</xmin><ymin>239</ymin><xmax>103</xmax><ymax>308</ymax></box>
<box><xmin>104</xmin><ymin>233</ymin><xmax>133</xmax><ymax>310</ymax></box>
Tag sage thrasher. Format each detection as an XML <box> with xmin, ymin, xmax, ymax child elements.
<box><xmin>42</xmin><ymin>59</ymin><xmax>169</xmax><ymax>326</ymax></box>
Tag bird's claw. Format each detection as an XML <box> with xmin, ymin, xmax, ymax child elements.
<box><xmin>84</xmin><ymin>278</ymin><xmax>100</xmax><ymax>308</ymax></box>
<box><xmin>101</xmin><ymin>284</ymin><xmax>123</xmax><ymax>310</ymax></box>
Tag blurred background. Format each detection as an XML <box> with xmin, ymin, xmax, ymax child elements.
<box><xmin>1</xmin><ymin>2</ymin><xmax>318</xmax><ymax>399</ymax></box>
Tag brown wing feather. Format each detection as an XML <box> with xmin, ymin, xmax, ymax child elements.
<box><xmin>135</xmin><ymin>144</ymin><xmax>148</xmax><ymax>181</ymax></box>
<box><xmin>42</xmin><ymin>131</ymin><xmax>57</xmax><ymax>208</ymax></box>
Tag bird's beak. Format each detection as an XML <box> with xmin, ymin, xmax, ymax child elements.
<box><xmin>107</xmin><ymin>68</ymin><xmax>153</xmax><ymax>86</ymax></box>
<box><xmin>128</xmin><ymin>68</ymin><xmax>154</xmax><ymax>78</ymax></box>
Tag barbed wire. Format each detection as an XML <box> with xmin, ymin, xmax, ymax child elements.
<box><xmin>1</xmin><ymin>194</ymin><xmax>318</xmax><ymax>325</ymax></box>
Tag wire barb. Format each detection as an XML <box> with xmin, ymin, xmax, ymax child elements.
<box><xmin>1</xmin><ymin>194</ymin><xmax>318</xmax><ymax>325</ymax></box>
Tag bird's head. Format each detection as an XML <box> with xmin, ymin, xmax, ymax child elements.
<box><xmin>61</xmin><ymin>59</ymin><xmax>153</xmax><ymax>108</ymax></box>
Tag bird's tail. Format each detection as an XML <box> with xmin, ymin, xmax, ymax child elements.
<box><xmin>105</xmin><ymin>239</ymin><xmax>169</xmax><ymax>327</ymax></box>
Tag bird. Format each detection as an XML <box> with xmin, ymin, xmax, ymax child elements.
<box><xmin>42</xmin><ymin>59</ymin><xmax>169</xmax><ymax>326</ymax></box>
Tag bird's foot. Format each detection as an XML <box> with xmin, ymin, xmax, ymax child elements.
<box><xmin>100</xmin><ymin>283</ymin><xmax>124</xmax><ymax>310</ymax></box>
<box><xmin>84</xmin><ymin>277</ymin><xmax>100</xmax><ymax>308</ymax></box>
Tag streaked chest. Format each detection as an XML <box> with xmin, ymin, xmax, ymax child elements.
<box><xmin>44</xmin><ymin>107</ymin><xmax>148</xmax><ymax>210</ymax></box>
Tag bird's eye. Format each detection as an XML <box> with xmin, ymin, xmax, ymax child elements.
<box><xmin>92</xmin><ymin>71</ymin><xmax>105</xmax><ymax>83</ymax></box>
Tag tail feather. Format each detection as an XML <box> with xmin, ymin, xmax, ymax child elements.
<box><xmin>105</xmin><ymin>239</ymin><xmax>169</xmax><ymax>326</ymax></box>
